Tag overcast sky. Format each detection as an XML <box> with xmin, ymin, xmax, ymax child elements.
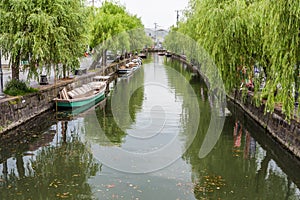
<box><xmin>118</xmin><ymin>0</ymin><xmax>190</xmax><ymax>29</ymax></box>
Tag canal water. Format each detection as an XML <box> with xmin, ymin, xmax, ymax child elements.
<box><xmin>1</xmin><ymin>54</ymin><xmax>300</xmax><ymax>199</ymax></box>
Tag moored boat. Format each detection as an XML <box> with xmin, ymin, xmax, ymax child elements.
<box><xmin>117</xmin><ymin>57</ymin><xmax>142</xmax><ymax>74</ymax></box>
<box><xmin>158</xmin><ymin>52</ymin><xmax>165</xmax><ymax>56</ymax></box>
<box><xmin>117</xmin><ymin>66</ymin><xmax>134</xmax><ymax>74</ymax></box>
<box><xmin>93</xmin><ymin>75</ymin><xmax>112</xmax><ymax>83</ymax></box>
<box><xmin>54</xmin><ymin>81</ymin><xmax>107</xmax><ymax>110</ymax></box>
<box><xmin>138</xmin><ymin>53</ymin><xmax>147</xmax><ymax>59</ymax></box>
<box><xmin>165</xmin><ymin>52</ymin><xmax>172</xmax><ymax>57</ymax></box>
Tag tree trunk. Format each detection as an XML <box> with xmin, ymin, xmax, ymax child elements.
<box><xmin>103</xmin><ymin>49</ymin><xmax>107</xmax><ymax>67</ymax></box>
<box><xmin>89</xmin><ymin>51</ymin><xmax>102</xmax><ymax>70</ymax></box>
<box><xmin>16</xmin><ymin>154</ymin><xmax>25</xmax><ymax>178</ymax></box>
<box><xmin>11</xmin><ymin>52</ymin><xmax>21</xmax><ymax>80</ymax></box>
<box><xmin>63</xmin><ymin>64</ymin><xmax>67</xmax><ymax>79</ymax></box>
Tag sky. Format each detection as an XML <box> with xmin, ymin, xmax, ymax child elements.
<box><xmin>116</xmin><ymin>0</ymin><xmax>190</xmax><ymax>29</ymax></box>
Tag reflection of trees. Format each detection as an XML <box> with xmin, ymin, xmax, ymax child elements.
<box><xmin>164</xmin><ymin>58</ymin><xmax>211</xmax><ymax>151</ymax></box>
<box><xmin>184</xmin><ymin>115</ymin><xmax>300</xmax><ymax>199</ymax></box>
<box><xmin>166</xmin><ymin>59</ymin><xmax>300</xmax><ymax>199</ymax></box>
<box><xmin>92</xmin><ymin>99</ymin><xmax>126</xmax><ymax>144</ymax></box>
<box><xmin>129</xmin><ymin>86</ymin><xmax>144</xmax><ymax>121</ymax></box>
<box><xmin>0</xmin><ymin>122</ymin><xmax>100</xmax><ymax>199</ymax></box>
<box><xmin>84</xmin><ymin>67</ymin><xmax>145</xmax><ymax>146</ymax></box>
<box><xmin>112</xmin><ymin>67</ymin><xmax>144</xmax><ymax>129</ymax></box>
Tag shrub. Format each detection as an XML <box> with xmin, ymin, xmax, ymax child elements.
<box><xmin>4</xmin><ymin>79</ymin><xmax>38</xmax><ymax>96</ymax></box>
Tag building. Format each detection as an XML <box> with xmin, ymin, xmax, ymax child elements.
<box><xmin>83</xmin><ymin>0</ymin><xmax>102</xmax><ymax>7</ymax></box>
<box><xmin>145</xmin><ymin>28</ymin><xmax>169</xmax><ymax>48</ymax></box>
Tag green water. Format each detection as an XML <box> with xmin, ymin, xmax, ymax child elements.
<box><xmin>0</xmin><ymin>54</ymin><xmax>300</xmax><ymax>200</ymax></box>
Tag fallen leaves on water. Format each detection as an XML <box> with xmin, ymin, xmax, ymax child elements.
<box><xmin>232</xmin><ymin>149</ymin><xmax>242</xmax><ymax>157</ymax></box>
<box><xmin>176</xmin><ymin>182</ymin><xmax>182</xmax><ymax>187</ymax></box>
<box><xmin>106</xmin><ymin>184</ymin><xmax>115</xmax><ymax>188</ymax></box>
<box><xmin>72</xmin><ymin>174</ymin><xmax>80</xmax><ymax>177</ymax></box>
<box><xmin>194</xmin><ymin>174</ymin><xmax>226</xmax><ymax>194</ymax></box>
<box><xmin>56</xmin><ymin>192</ymin><xmax>70</xmax><ymax>199</ymax></box>
<box><xmin>233</xmin><ymin>149</ymin><xmax>242</xmax><ymax>153</ymax></box>
<box><xmin>49</xmin><ymin>179</ymin><xmax>62</xmax><ymax>188</ymax></box>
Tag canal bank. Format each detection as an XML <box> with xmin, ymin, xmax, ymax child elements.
<box><xmin>0</xmin><ymin>61</ymin><xmax>122</xmax><ymax>135</ymax></box>
<box><xmin>168</xmin><ymin>52</ymin><xmax>300</xmax><ymax>160</ymax></box>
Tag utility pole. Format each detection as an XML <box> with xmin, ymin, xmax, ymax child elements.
<box><xmin>0</xmin><ymin>49</ymin><xmax>4</xmax><ymax>98</ymax></box>
<box><xmin>175</xmin><ymin>10</ymin><xmax>182</xmax><ymax>27</ymax></box>
<box><xmin>154</xmin><ymin>22</ymin><xmax>158</xmax><ymax>47</ymax></box>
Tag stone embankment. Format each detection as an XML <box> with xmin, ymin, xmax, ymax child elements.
<box><xmin>168</xmin><ymin>52</ymin><xmax>300</xmax><ymax>160</ymax></box>
<box><xmin>0</xmin><ymin>61</ymin><xmax>123</xmax><ymax>135</ymax></box>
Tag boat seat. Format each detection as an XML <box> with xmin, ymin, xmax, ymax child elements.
<box><xmin>82</xmin><ymin>84</ymin><xmax>92</xmax><ymax>92</ymax></box>
<box><xmin>60</xmin><ymin>87</ymin><xmax>69</xmax><ymax>100</ymax></box>
<box><xmin>89</xmin><ymin>82</ymin><xmax>105</xmax><ymax>90</ymax></box>
<box><xmin>65</xmin><ymin>82</ymin><xmax>104</xmax><ymax>99</ymax></box>
<box><xmin>74</xmin><ymin>88</ymin><xmax>83</xmax><ymax>95</ymax></box>
<box><xmin>79</xmin><ymin>87</ymin><xmax>87</xmax><ymax>94</ymax></box>
<box><xmin>67</xmin><ymin>91</ymin><xmax>76</xmax><ymax>99</ymax></box>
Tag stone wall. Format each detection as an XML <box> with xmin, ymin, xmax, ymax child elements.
<box><xmin>0</xmin><ymin>62</ymin><xmax>122</xmax><ymax>135</ymax></box>
<box><xmin>229</xmin><ymin>90</ymin><xmax>300</xmax><ymax>159</ymax></box>
<box><xmin>170</xmin><ymin>53</ymin><xmax>300</xmax><ymax>160</ymax></box>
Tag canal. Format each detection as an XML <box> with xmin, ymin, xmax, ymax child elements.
<box><xmin>1</xmin><ymin>54</ymin><xmax>300</xmax><ymax>199</ymax></box>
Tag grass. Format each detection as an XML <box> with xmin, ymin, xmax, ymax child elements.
<box><xmin>4</xmin><ymin>79</ymin><xmax>38</xmax><ymax>96</ymax></box>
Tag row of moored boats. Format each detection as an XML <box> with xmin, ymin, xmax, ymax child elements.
<box><xmin>54</xmin><ymin>56</ymin><xmax>144</xmax><ymax>113</ymax></box>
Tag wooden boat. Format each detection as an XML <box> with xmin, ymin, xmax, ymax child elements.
<box><xmin>138</xmin><ymin>53</ymin><xmax>147</xmax><ymax>59</ymax></box>
<box><xmin>117</xmin><ymin>66</ymin><xmax>134</xmax><ymax>74</ymax></box>
<box><xmin>118</xmin><ymin>70</ymin><xmax>134</xmax><ymax>79</ymax></box>
<box><xmin>54</xmin><ymin>81</ymin><xmax>106</xmax><ymax>110</ymax></box>
<box><xmin>93</xmin><ymin>75</ymin><xmax>111</xmax><ymax>83</ymax></box>
<box><xmin>158</xmin><ymin>52</ymin><xmax>165</xmax><ymax>56</ymax></box>
<box><xmin>117</xmin><ymin>58</ymin><xmax>142</xmax><ymax>74</ymax></box>
<box><xmin>165</xmin><ymin>52</ymin><xmax>172</xmax><ymax>57</ymax></box>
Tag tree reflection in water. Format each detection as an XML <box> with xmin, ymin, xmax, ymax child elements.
<box><xmin>184</xmin><ymin>116</ymin><xmax>300</xmax><ymax>200</ymax></box>
<box><xmin>164</xmin><ymin>59</ymin><xmax>300</xmax><ymax>199</ymax></box>
<box><xmin>0</xmin><ymin>121</ymin><xmax>101</xmax><ymax>199</ymax></box>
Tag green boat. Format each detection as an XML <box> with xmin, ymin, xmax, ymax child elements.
<box><xmin>54</xmin><ymin>82</ymin><xmax>107</xmax><ymax>110</ymax></box>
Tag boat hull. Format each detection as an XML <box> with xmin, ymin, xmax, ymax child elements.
<box><xmin>117</xmin><ymin>68</ymin><xmax>133</xmax><ymax>74</ymax></box>
<box><xmin>138</xmin><ymin>54</ymin><xmax>147</xmax><ymax>59</ymax></box>
<box><xmin>56</xmin><ymin>90</ymin><xmax>105</xmax><ymax>109</ymax></box>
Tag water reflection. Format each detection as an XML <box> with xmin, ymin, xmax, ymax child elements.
<box><xmin>184</xmin><ymin>111</ymin><xmax>300</xmax><ymax>199</ymax></box>
<box><xmin>0</xmin><ymin>119</ymin><xmax>100</xmax><ymax>199</ymax></box>
<box><xmin>163</xmin><ymin>57</ymin><xmax>300</xmax><ymax>199</ymax></box>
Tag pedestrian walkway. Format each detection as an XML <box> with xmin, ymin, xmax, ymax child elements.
<box><xmin>1</xmin><ymin>55</ymin><xmax>98</xmax><ymax>89</ymax></box>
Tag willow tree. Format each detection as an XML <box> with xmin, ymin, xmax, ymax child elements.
<box><xmin>259</xmin><ymin>0</ymin><xmax>300</xmax><ymax>117</ymax></box>
<box><xmin>89</xmin><ymin>1</ymin><xmax>149</xmax><ymax>68</ymax></box>
<box><xmin>128</xmin><ymin>28</ymin><xmax>153</xmax><ymax>53</ymax></box>
<box><xmin>0</xmin><ymin>0</ymin><xmax>86</xmax><ymax>80</ymax></box>
<box><xmin>166</xmin><ymin>0</ymin><xmax>300</xmax><ymax>119</ymax></box>
<box><xmin>178</xmin><ymin>0</ymin><xmax>261</xmax><ymax>91</ymax></box>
